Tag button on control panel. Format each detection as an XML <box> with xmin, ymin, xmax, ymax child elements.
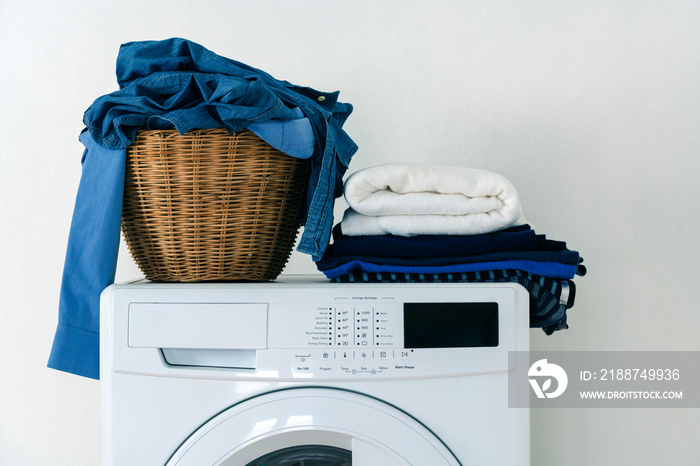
<box><xmin>284</xmin><ymin>348</ymin><xmax>416</xmax><ymax>377</ymax></box>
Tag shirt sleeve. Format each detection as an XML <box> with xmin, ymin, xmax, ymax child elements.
<box><xmin>47</xmin><ymin>132</ymin><xmax>126</xmax><ymax>379</ymax></box>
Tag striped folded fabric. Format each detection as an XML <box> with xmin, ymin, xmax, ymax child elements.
<box><xmin>331</xmin><ymin>269</ymin><xmax>576</xmax><ymax>335</ymax></box>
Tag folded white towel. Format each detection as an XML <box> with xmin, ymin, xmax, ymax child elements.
<box><xmin>341</xmin><ymin>164</ymin><xmax>524</xmax><ymax>236</ymax></box>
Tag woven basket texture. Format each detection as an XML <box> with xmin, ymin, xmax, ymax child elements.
<box><xmin>121</xmin><ymin>128</ymin><xmax>309</xmax><ymax>282</ymax></box>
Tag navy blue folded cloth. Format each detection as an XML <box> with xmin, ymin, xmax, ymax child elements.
<box><xmin>316</xmin><ymin>224</ymin><xmax>585</xmax><ymax>335</ymax></box>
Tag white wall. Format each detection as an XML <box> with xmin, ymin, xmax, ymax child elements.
<box><xmin>2</xmin><ymin>1</ymin><xmax>699</xmax><ymax>464</ymax></box>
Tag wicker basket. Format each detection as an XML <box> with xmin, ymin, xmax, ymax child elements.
<box><xmin>121</xmin><ymin>128</ymin><xmax>309</xmax><ymax>282</ymax></box>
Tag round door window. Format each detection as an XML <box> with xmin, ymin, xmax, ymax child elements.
<box><xmin>245</xmin><ymin>445</ymin><xmax>351</xmax><ymax>466</ymax></box>
<box><xmin>167</xmin><ymin>387</ymin><xmax>459</xmax><ymax>465</ymax></box>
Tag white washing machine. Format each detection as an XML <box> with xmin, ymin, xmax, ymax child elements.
<box><xmin>100</xmin><ymin>276</ymin><xmax>530</xmax><ymax>465</ymax></box>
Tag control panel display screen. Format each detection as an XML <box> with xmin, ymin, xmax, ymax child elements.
<box><xmin>403</xmin><ymin>302</ymin><xmax>499</xmax><ymax>348</ymax></box>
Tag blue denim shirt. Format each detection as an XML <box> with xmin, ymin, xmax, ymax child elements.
<box><xmin>49</xmin><ymin>38</ymin><xmax>357</xmax><ymax>379</ymax></box>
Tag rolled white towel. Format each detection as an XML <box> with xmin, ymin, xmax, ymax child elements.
<box><xmin>341</xmin><ymin>163</ymin><xmax>524</xmax><ymax>236</ymax></box>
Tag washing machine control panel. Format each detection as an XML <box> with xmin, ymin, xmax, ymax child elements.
<box><xmin>111</xmin><ymin>281</ymin><xmax>528</xmax><ymax>380</ymax></box>
<box><xmin>263</xmin><ymin>298</ymin><xmax>507</xmax><ymax>378</ymax></box>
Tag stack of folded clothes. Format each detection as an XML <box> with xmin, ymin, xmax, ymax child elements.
<box><xmin>315</xmin><ymin>164</ymin><xmax>586</xmax><ymax>335</ymax></box>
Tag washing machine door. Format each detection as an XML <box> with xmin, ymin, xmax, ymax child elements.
<box><xmin>166</xmin><ymin>388</ymin><xmax>461</xmax><ymax>466</ymax></box>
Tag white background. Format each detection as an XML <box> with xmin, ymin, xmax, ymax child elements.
<box><xmin>1</xmin><ymin>1</ymin><xmax>699</xmax><ymax>464</ymax></box>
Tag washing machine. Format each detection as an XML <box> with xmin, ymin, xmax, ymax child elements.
<box><xmin>100</xmin><ymin>276</ymin><xmax>530</xmax><ymax>465</ymax></box>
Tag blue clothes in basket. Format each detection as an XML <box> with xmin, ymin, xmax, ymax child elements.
<box><xmin>49</xmin><ymin>38</ymin><xmax>357</xmax><ymax>379</ymax></box>
<box><xmin>87</xmin><ymin>37</ymin><xmax>358</xmax><ymax>258</ymax></box>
